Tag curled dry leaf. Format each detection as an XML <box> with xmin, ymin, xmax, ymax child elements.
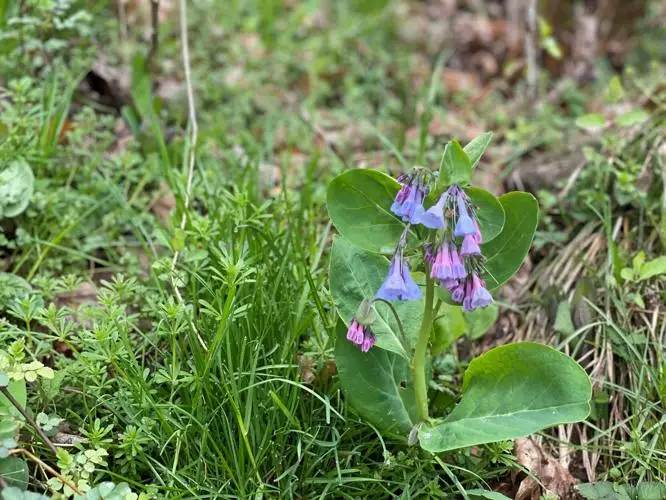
<box><xmin>515</xmin><ymin>437</ymin><xmax>578</xmax><ymax>500</ymax></box>
<box><xmin>297</xmin><ymin>355</ymin><xmax>315</xmax><ymax>385</ymax></box>
<box><xmin>86</xmin><ymin>55</ymin><xmax>132</xmax><ymax>109</ymax></box>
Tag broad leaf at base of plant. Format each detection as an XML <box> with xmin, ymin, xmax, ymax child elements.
<box><xmin>0</xmin><ymin>487</ymin><xmax>48</xmax><ymax>500</ymax></box>
<box><xmin>334</xmin><ymin>321</ymin><xmax>416</xmax><ymax>437</ymax></box>
<box><xmin>0</xmin><ymin>457</ymin><xmax>28</xmax><ymax>489</ymax></box>
<box><xmin>418</xmin><ymin>342</ymin><xmax>591</xmax><ymax>452</ymax></box>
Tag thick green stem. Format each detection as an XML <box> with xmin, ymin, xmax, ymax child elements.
<box><xmin>412</xmin><ymin>273</ymin><xmax>435</xmax><ymax>423</ymax></box>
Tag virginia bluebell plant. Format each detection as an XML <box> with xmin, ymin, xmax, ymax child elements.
<box><xmin>328</xmin><ymin>141</ymin><xmax>587</xmax><ymax>452</ymax></box>
<box><xmin>345</xmin><ymin>170</ymin><xmax>493</xmax><ymax>353</ymax></box>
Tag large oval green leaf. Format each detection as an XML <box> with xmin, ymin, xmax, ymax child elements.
<box><xmin>0</xmin><ymin>457</ymin><xmax>28</xmax><ymax>489</ymax></box>
<box><xmin>0</xmin><ymin>159</ymin><xmax>34</xmax><ymax>219</ymax></box>
<box><xmin>418</xmin><ymin>342</ymin><xmax>591</xmax><ymax>452</ymax></box>
<box><xmin>327</xmin><ymin>169</ymin><xmax>405</xmax><ymax>254</ymax></box>
<box><xmin>482</xmin><ymin>192</ymin><xmax>538</xmax><ymax>290</ymax></box>
<box><xmin>465</xmin><ymin>187</ymin><xmax>505</xmax><ymax>243</ymax></box>
<box><xmin>335</xmin><ymin>322</ymin><xmax>415</xmax><ymax>437</ymax></box>
<box><xmin>330</xmin><ymin>236</ymin><xmax>423</xmax><ymax>358</ymax></box>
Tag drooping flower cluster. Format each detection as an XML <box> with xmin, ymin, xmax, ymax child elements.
<box><xmin>427</xmin><ymin>185</ymin><xmax>492</xmax><ymax>312</ymax></box>
<box><xmin>346</xmin><ymin>319</ymin><xmax>376</xmax><ymax>353</ymax></box>
<box><xmin>346</xmin><ymin>170</ymin><xmax>493</xmax><ymax>352</ymax></box>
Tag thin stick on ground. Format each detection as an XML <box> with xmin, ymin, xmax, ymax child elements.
<box><xmin>0</xmin><ymin>386</ymin><xmax>57</xmax><ymax>456</ymax></box>
<box><xmin>524</xmin><ymin>0</ymin><xmax>538</xmax><ymax>105</ymax></box>
<box><xmin>146</xmin><ymin>0</ymin><xmax>160</xmax><ymax>69</ymax></box>
<box><xmin>9</xmin><ymin>448</ymin><xmax>82</xmax><ymax>495</ymax></box>
<box><xmin>173</xmin><ymin>0</ymin><xmax>206</xmax><ymax>350</ymax></box>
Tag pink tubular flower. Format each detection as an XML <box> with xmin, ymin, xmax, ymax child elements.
<box><xmin>431</xmin><ymin>242</ymin><xmax>453</xmax><ymax>280</ymax></box>
<box><xmin>461</xmin><ymin>234</ymin><xmax>481</xmax><ymax>257</ymax></box>
<box><xmin>346</xmin><ymin>319</ymin><xmax>377</xmax><ymax>353</ymax></box>
<box><xmin>472</xmin><ymin>219</ymin><xmax>482</xmax><ymax>244</ymax></box>
<box><xmin>450</xmin><ymin>246</ymin><xmax>466</xmax><ymax>279</ymax></box>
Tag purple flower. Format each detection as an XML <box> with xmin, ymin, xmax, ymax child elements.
<box><xmin>450</xmin><ymin>246</ymin><xmax>467</xmax><ymax>279</ymax></box>
<box><xmin>414</xmin><ymin>193</ymin><xmax>448</xmax><ymax>229</ymax></box>
<box><xmin>423</xmin><ymin>243</ymin><xmax>436</xmax><ymax>264</ymax></box>
<box><xmin>471</xmin><ymin>275</ymin><xmax>493</xmax><ymax>309</ymax></box>
<box><xmin>454</xmin><ymin>194</ymin><xmax>476</xmax><ymax>237</ymax></box>
<box><xmin>461</xmin><ymin>234</ymin><xmax>481</xmax><ymax>257</ymax></box>
<box><xmin>472</xmin><ymin>219</ymin><xmax>482</xmax><ymax>244</ymax></box>
<box><xmin>346</xmin><ymin>320</ymin><xmax>377</xmax><ymax>352</ymax></box>
<box><xmin>376</xmin><ymin>256</ymin><xmax>422</xmax><ymax>301</ymax></box>
<box><xmin>346</xmin><ymin>320</ymin><xmax>365</xmax><ymax>344</ymax></box>
<box><xmin>463</xmin><ymin>280</ymin><xmax>474</xmax><ymax>311</ymax></box>
<box><xmin>431</xmin><ymin>243</ymin><xmax>453</xmax><ymax>280</ymax></box>
<box><xmin>451</xmin><ymin>285</ymin><xmax>465</xmax><ymax>303</ymax></box>
<box><xmin>391</xmin><ymin>182</ymin><xmax>425</xmax><ymax>223</ymax></box>
<box><xmin>441</xmin><ymin>278</ymin><xmax>459</xmax><ymax>291</ymax></box>
<box><xmin>361</xmin><ymin>332</ymin><xmax>376</xmax><ymax>352</ymax></box>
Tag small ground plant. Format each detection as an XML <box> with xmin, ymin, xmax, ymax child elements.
<box><xmin>327</xmin><ymin>135</ymin><xmax>593</xmax><ymax>453</ymax></box>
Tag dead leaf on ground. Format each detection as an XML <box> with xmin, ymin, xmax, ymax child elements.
<box><xmin>156</xmin><ymin>78</ymin><xmax>185</xmax><ymax>101</ymax></box>
<box><xmin>53</xmin><ymin>431</ymin><xmax>87</xmax><ymax>445</ymax></box>
<box><xmin>85</xmin><ymin>55</ymin><xmax>132</xmax><ymax>109</ymax></box>
<box><xmin>151</xmin><ymin>181</ymin><xmax>176</xmax><ymax>225</ymax></box>
<box><xmin>442</xmin><ymin>70</ymin><xmax>481</xmax><ymax>95</ymax></box>
<box><xmin>297</xmin><ymin>355</ymin><xmax>315</xmax><ymax>385</ymax></box>
<box><xmin>54</xmin><ymin>282</ymin><xmax>98</xmax><ymax>309</ymax></box>
<box><xmin>238</xmin><ymin>33</ymin><xmax>265</xmax><ymax>60</ymax></box>
<box><xmin>106</xmin><ymin>118</ymin><xmax>134</xmax><ymax>157</ymax></box>
<box><xmin>515</xmin><ymin>437</ymin><xmax>578</xmax><ymax>500</ymax></box>
<box><xmin>122</xmin><ymin>0</ymin><xmax>176</xmax><ymax>27</ymax></box>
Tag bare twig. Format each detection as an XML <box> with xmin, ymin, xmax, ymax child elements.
<box><xmin>146</xmin><ymin>0</ymin><xmax>160</xmax><ymax>69</ymax></box>
<box><xmin>0</xmin><ymin>386</ymin><xmax>57</xmax><ymax>456</ymax></box>
<box><xmin>9</xmin><ymin>448</ymin><xmax>83</xmax><ymax>495</ymax></box>
<box><xmin>117</xmin><ymin>0</ymin><xmax>129</xmax><ymax>46</ymax></box>
<box><xmin>524</xmin><ymin>0</ymin><xmax>538</xmax><ymax>105</ymax></box>
<box><xmin>173</xmin><ymin>0</ymin><xmax>206</xmax><ymax>350</ymax></box>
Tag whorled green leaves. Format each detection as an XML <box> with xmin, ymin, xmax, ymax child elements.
<box><xmin>334</xmin><ymin>322</ymin><xmax>416</xmax><ymax>436</ymax></box>
<box><xmin>330</xmin><ymin>236</ymin><xmax>422</xmax><ymax>358</ymax></box>
<box><xmin>418</xmin><ymin>342</ymin><xmax>592</xmax><ymax>452</ymax></box>
<box><xmin>327</xmin><ymin>169</ymin><xmax>404</xmax><ymax>253</ymax></box>
<box><xmin>482</xmin><ymin>192</ymin><xmax>538</xmax><ymax>290</ymax></box>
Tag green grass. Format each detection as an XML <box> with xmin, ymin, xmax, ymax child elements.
<box><xmin>1</xmin><ymin>0</ymin><xmax>665</xmax><ymax>498</ymax></box>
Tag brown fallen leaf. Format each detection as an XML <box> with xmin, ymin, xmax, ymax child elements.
<box><xmin>54</xmin><ymin>282</ymin><xmax>98</xmax><ymax>309</ymax></box>
<box><xmin>151</xmin><ymin>181</ymin><xmax>176</xmax><ymax>225</ymax></box>
<box><xmin>122</xmin><ymin>0</ymin><xmax>176</xmax><ymax>27</ymax></box>
<box><xmin>515</xmin><ymin>437</ymin><xmax>579</xmax><ymax>500</ymax></box>
<box><xmin>442</xmin><ymin>70</ymin><xmax>481</xmax><ymax>95</ymax></box>
<box><xmin>297</xmin><ymin>355</ymin><xmax>315</xmax><ymax>385</ymax></box>
<box><xmin>85</xmin><ymin>55</ymin><xmax>132</xmax><ymax>109</ymax></box>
